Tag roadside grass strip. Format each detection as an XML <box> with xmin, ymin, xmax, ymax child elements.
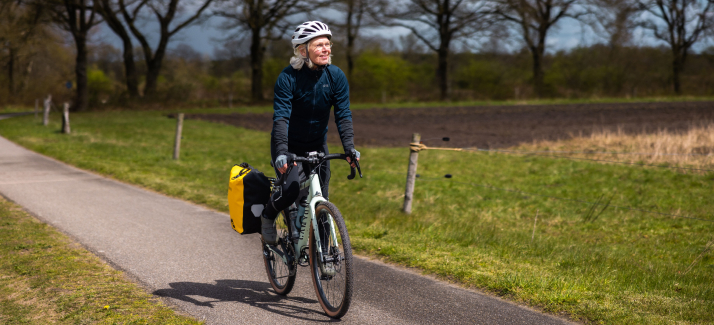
<box><xmin>1</xmin><ymin>111</ymin><xmax>713</xmax><ymax>324</ymax></box>
<box><xmin>0</xmin><ymin>197</ymin><xmax>203</xmax><ymax>324</ymax></box>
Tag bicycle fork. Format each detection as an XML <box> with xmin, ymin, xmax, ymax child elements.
<box><xmin>302</xmin><ymin>174</ymin><xmax>340</xmax><ymax>276</ymax></box>
<box><xmin>265</xmin><ymin>174</ymin><xmax>340</xmax><ymax>276</ymax></box>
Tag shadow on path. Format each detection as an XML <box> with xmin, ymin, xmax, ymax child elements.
<box><xmin>154</xmin><ymin>279</ymin><xmax>338</xmax><ymax>322</ymax></box>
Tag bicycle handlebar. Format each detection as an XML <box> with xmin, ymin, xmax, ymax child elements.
<box><xmin>274</xmin><ymin>152</ymin><xmax>362</xmax><ymax>187</ymax></box>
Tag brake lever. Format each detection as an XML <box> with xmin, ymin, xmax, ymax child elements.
<box><xmin>355</xmin><ymin>160</ymin><xmax>363</xmax><ymax>178</ymax></box>
<box><xmin>346</xmin><ymin>156</ymin><xmax>363</xmax><ymax>180</ymax></box>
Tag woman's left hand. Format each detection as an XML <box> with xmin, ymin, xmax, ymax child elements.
<box><xmin>346</xmin><ymin>149</ymin><xmax>360</xmax><ymax>168</ymax></box>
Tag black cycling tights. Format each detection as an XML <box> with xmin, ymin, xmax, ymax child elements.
<box><xmin>263</xmin><ymin>143</ymin><xmax>330</xmax><ymax>220</ymax></box>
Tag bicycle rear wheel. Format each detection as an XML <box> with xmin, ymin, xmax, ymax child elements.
<box><xmin>309</xmin><ymin>202</ymin><xmax>353</xmax><ymax>318</ymax></box>
<box><xmin>262</xmin><ymin>211</ymin><xmax>296</xmax><ymax>295</ymax></box>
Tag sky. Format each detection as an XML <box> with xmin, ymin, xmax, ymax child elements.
<box><xmin>93</xmin><ymin>10</ymin><xmax>714</xmax><ymax>59</ymax></box>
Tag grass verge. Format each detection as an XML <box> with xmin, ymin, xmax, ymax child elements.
<box><xmin>0</xmin><ymin>196</ymin><xmax>202</xmax><ymax>324</ymax></box>
<box><xmin>1</xmin><ymin>111</ymin><xmax>713</xmax><ymax>324</ymax></box>
<box><xmin>6</xmin><ymin>95</ymin><xmax>714</xmax><ymax>115</ymax></box>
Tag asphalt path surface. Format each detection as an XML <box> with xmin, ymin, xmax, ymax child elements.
<box><xmin>0</xmin><ymin>133</ymin><xmax>575</xmax><ymax>325</ymax></box>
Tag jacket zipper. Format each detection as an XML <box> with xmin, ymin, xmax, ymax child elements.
<box><xmin>308</xmin><ymin>70</ymin><xmax>320</xmax><ymax>139</ymax></box>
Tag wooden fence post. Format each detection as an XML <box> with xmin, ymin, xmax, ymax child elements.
<box><xmin>61</xmin><ymin>102</ymin><xmax>70</xmax><ymax>134</ymax></box>
<box><xmin>173</xmin><ymin>113</ymin><xmax>184</xmax><ymax>160</ymax></box>
<box><xmin>43</xmin><ymin>95</ymin><xmax>51</xmax><ymax>126</ymax></box>
<box><xmin>403</xmin><ymin>133</ymin><xmax>421</xmax><ymax>214</ymax></box>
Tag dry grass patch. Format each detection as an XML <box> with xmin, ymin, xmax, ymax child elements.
<box><xmin>516</xmin><ymin>123</ymin><xmax>714</xmax><ymax>169</ymax></box>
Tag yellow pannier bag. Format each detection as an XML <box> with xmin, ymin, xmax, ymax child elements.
<box><xmin>228</xmin><ymin>163</ymin><xmax>271</xmax><ymax>234</ymax></box>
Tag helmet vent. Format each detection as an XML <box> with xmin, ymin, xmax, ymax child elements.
<box><xmin>291</xmin><ymin>21</ymin><xmax>332</xmax><ymax>47</ymax></box>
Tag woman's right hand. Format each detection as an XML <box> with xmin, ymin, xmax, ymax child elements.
<box><xmin>278</xmin><ymin>163</ymin><xmax>288</xmax><ymax>174</ymax></box>
<box><xmin>275</xmin><ymin>155</ymin><xmax>296</xmax><ymax>174</ymax></box>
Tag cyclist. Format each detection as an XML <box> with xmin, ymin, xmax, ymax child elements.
<box><xmin>261</xmin><ymin>21</ymin><xmax>360</xmax><ymax>245</ymax></box>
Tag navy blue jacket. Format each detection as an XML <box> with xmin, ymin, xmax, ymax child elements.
<box><xmin>271</xmin><ymin>64</ymin><xmax>355</xmax><ymax>157</ymax></box>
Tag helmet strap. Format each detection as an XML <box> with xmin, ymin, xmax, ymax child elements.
<box><xmin>303</xmin><ymin>57</ymin><xmax>327</xmax><ymax>70</ymax></box>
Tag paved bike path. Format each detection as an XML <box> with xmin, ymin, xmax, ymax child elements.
<box><xmin>0</xmin><ymin>135</ymin><xmax>574</xmax><ymax>324</ymax></box>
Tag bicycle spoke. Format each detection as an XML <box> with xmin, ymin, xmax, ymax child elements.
<box><xmin>310</xmin><ymin>202</ymin><xmax>353</xmax><ymax>318</ymax></box>
<box><xmin>262</xmin><ymin>212</ymin><xmax>296</xmax><ymax>295</ymax></box>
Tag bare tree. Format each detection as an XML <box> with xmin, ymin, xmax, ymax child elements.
<box><xmin>374</xmin><ymin>0</ymin><xmax>492</xmax><ymax>101</ymax></box>
<box><xmin>586</xmin><ymin>0</ymin><xmax>640</xmax><ymax>47</ymax></box>
<box><xmin>47</xmin><ymin>0</ymin><xmax>102</xmax><ymax>111</ymax></box>
<box><xmin>115</xmin><ymin>0</ymin><xmax>213</xmax><ymax>97</ymax></box>
<box><xmin>215</xmin><ymin>0</ymin><xmax>306</xmax><ymax>102</ymax></box>
<box><xmin>323</xmin><ymin>0</ymin><xmax>372</xmax><ymax>83</ymax></box>
<box><xmin>94</xmin><ymin>0</ymin><xmax>139</xmax><ymax>97</ymax></box>
<box><xmin>0</xmin><ymin>1</ymin><xmax>46</xmax><ymax>96</ymax></box>
<box><xmin>493</xmin><ymin>0</ymin><xmax>583</xmax><ymax>98</ymax></box>
<box><xmin>639</xmin><ymin>0</ymin><xmax>714</xmax><ymax>95</ymax></box>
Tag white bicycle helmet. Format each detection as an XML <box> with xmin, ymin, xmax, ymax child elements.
<box><xmin>291</xmin><ymin>21</ymin><xmax>332</xmax><ymax>48</ymax></box>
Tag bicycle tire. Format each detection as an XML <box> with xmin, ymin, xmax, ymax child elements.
<box><xmin>309</xmin><ymin>202</ymin><xmax>354</xmax><ymax>318</ymax></box>
<box><xmin>262</xmin><ymin>211</ymin><xmax>296</xmax><ymax>295</ymax></box>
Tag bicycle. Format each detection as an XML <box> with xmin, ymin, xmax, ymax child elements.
<box><xmin>262</xmin><ymin>150</ymin><xmax>362</xmax><ymax>319</ymax></box>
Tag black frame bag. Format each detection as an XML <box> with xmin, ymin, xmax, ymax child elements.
<box><xmin>228</xmin><ymin>163</ymin><xmax>271</xmax><ymax>234</ymax></box>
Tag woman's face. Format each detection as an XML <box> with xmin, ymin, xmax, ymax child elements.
<box><xmin>302</xmin><ymin>36</ymin><xmax>331</xmax><ymax>66</ymax></box>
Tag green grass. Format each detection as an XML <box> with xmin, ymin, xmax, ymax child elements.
<box><xmin>0</xmin><ymin>197</ymin><xmax>203</xmax><ymax>324</ymax></box>
<box><xmin>7</xmin><ymin>94</ymin><xmax>714</xmax><ymax>116</ymax></box>
<box><xmin>1</xmin><ymin>111</ymin><xmax>713</xmax><ymax>324</ymax></box>
<box><xmin>348</xmin><ymin>95</ymin><xmax>714</xmax><ymax>110</ymax></box>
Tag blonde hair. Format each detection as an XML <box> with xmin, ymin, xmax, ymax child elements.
<box><xmin>290</xmin><ymin>39</ymin><xmax>332</xmax><ymax>70</ymax></box>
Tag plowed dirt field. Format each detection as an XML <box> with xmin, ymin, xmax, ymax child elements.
<box><xmin>189</xmin><ymin>101</ymin><xmax>714</xmax><ymax>149</ymax></box>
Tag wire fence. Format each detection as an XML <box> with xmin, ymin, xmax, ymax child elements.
<box><xmin>407</xmin><ymin>139</ymin><xmax>714</xmax><ymax>224</ymax></box>
<box><xmin>411</xmin><ymin>143</ymin><xmax>714</xmax><ymax>173</ymax></box>
<box><xmin>478</xmin><ymin>148</ymin><xmax>713</xmax><ymax>157</ymax></box>
<box><xmin>482</xmin><ymin>151</ymin><xmax>714</xmax><ymax>173</ymax></box>
<box><xmin>418</xmin><ymin>139</ymin><xmax>714</xmax><ymax>157</ymax></box>
<box><xmin>416</xmin><ymin>175</ymin><xmax>714</xmax><ymax>223</ymax></box>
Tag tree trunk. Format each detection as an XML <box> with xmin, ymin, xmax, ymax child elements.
<box><xmin>143</xmin><ymin>36</ymin><xmax>169</xmax><ymax>97</ymax></box>
<box><xmin>122</xmin><ymin>41</ymin><xmax>139</xmax><ymax>97</ymax></box>
<box><xmin>250</xmin><ymin>26</ymin><xmax>264</xmax><ymax>102</ymax></box>
<box><xmin>346</xmin><ymin>1</ymin><xmax>355</xmax><ymax>83</ymax></box>
<box><xmin>672</xmin><ymin>49</ymin><xmax>685</xmax><ymax>96</ymax></box>
<box><xmin>346</xmin><ymin>49</ymin><xmax>355</xmax><ymax>83</ymax></box>
<box><xmin>99</xmin><ymin>0</ymin><xmax>139</xmax><ymax>98</ymax></box>
<box><xmin>346</xmin><ymin>30</ymin><xmax>355</xmax><ymax>83</ymax></box>
<box><xmin>7</xmin><ymin>47</ymin><xmax>14</xmax><ymax>96</ymax></box>
<box><xmin>437</xmin><ymin>46</ymin><xmax>449</xmax><ymax>101</ymax></box>
<box><xmin>672</xmin><ymin>58</ymin><xmax>681</xmax><ymax>95</ymax></box>
<box><xmin>74</xmin><ymin>33</ymin><xmax>89</xmax><ymax>111</ymax></box>
<box><xmin>144</xmin><ymin>60</ymin><xmax>160</xmax><ymax>97</ymax></box>
<box><xmin>531</xmin><ymin>48</ymin><xmax>544</xmax><ymax>98</ymax></box>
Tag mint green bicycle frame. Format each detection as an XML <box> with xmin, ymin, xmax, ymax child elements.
<box><xmin>267</xmin><ymin>170</ymin><xmax>337</xmax><ymax>267</ymax></box>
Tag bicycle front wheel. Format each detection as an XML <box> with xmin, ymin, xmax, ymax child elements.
<box><xmin>309</xmin><ymin>202</ymin><xmax>354</xmax><ymax>318</ymax></box>
<box><xmin>262</xmin><ymin>211</ymin><xmax>296</xmax><ymax>295</ymax></box>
